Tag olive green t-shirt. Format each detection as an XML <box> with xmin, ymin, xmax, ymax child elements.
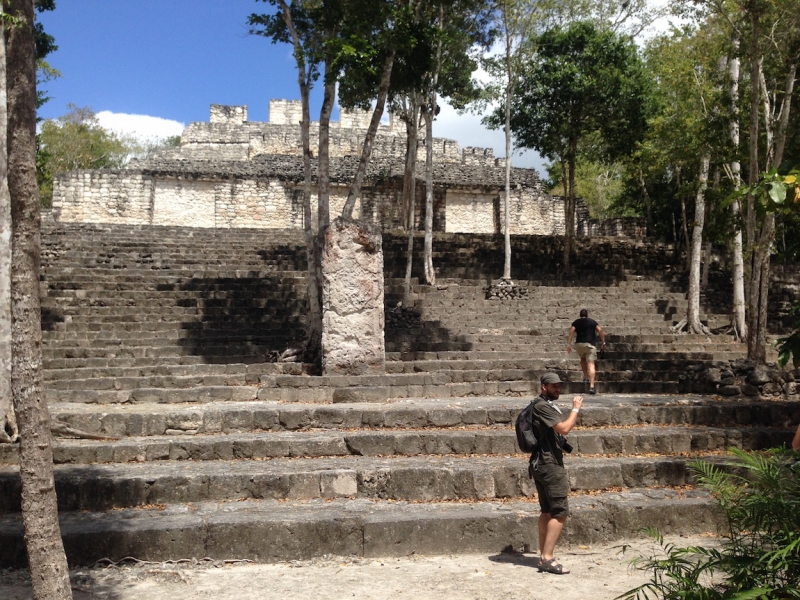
<box><xmin>530</xmin><ymin>394</ymin><xmax>566</xmax><ymax>466</ymax></box>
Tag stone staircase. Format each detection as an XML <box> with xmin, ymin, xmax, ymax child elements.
<box><xmin>0</xmin><ymin>222</ymin><xmax>791</xmax><ymax>567</ymax></box>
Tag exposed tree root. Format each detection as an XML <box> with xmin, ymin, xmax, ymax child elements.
<box><xmin>671</xmin><ymin>315</ymin><xmax>712</xmax><ymax>335</ymax></box>
<box><xmin>49</xmin><ymin>420</ymin><xmax>119</xmax><ymax>440</ymax></box>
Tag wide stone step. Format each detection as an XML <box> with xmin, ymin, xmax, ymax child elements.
<box><xmin>42</xmin><ymin>343</ymin><xmax>290</xmax><ymax>361</ymax></box>
<box><xmin>44</xmin><ymin>396</ymin><xmax>798</xmax><ymax>439</ymax></box>
<box><xmin>43</xmin><ymin>333</ymin><xmax>300</xmax><ymax>347</ymax></box>
<box><xmin>385</xmin><ymin>350</ymin><xmax>734</xmax><ymax>361</ymax></box>
<box><xmin>0</xmin><ymin>490</ymin><xmax>722</xmax><ymax>567</ymax></box>
<box><xmin>43</xmin><ymin>354</ymin><xmax>281</xmax><ymax>370</ymax></box>
<box><xmin>0</xmin><ymin>454</ymin><xmax>731</xmax><ymax>512</ymax></box>
<box><xmin>42</xmin><ymin>330</ymin><xmax>301</xmax><ymax>344</ymax></box>
<box><xmin>43</xmin><ymin>362</ymin><xmax>312</xmax><ymax>382</ymax></box>
<box><xmin>382</xmin><ymin>357</ymin><xmax>729</xmax><ymax>374</ymax></box>
<box><xmin>2</xmin><ymin>423</ymin><xmax>789</xmax><ymax>467</ymax></box>
<box><xmin>43</xmin><ymin>379</ymin><xmax>675</xmax><ymax>406</ymax></box>
<box><xmin>384</xmin><ymin>342</ymin><xmax>744</xmax><ymax>354</ymax></box>
<box><xmin>42</xmin><ymin>321</ymin><xmax>303</xmax><ymax>335</ymax></box>
<box><xmin>44</xmin><ymin>367</ymin><xmax>701</xmax><ymax>394</ymax></box>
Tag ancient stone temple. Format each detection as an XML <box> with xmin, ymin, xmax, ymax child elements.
<box><xmin>51</xmin><ymin>100</ymin><xmax>622</xmax><ymax>235</ymax></box>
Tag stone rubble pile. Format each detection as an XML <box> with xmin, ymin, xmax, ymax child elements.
<box><xmin>679</xmin><ymin>359</ymin><xmax>799</xmax><ymax>398</ymax></box>
<box><xmin>485</xmin><ymin>279</ymin><xmax>530</xmax><ymax>300</ymax></box>
<box><xmin>385</xmin><ymin>305</ymin><xmax>423</xmax><ymax>329</ymax></box>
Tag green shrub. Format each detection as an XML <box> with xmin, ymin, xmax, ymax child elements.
<box><xmin>618</xmin><ymin>448</ymin><xmax>800</xmax><ymax>600</ymax></box>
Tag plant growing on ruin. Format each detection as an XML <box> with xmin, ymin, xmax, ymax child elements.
<box><xmin>618</xmin><ymin>448</ymin><xmax>800</xmax><ymax>600</ymax></box>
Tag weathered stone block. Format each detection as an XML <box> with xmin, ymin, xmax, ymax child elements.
<box><xmin>322</xmin><ymin>218</ymin><xmax>385</xmax><ymax>376</ymax></box>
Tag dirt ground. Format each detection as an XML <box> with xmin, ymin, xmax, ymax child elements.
<box><xmin>0</xmin><ymin>534</ymin><xmax>720</xmax><ymax>600</ymax></box>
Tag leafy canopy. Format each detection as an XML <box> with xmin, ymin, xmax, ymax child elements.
<box><xmin>501</xmin><ymin>21</ymin><xmax>651</xmax><ymax>164</ymax></box>
<box><xmin>37</xmin><ymin>106</ymin><xmax>133</xmax><ymax>207</ymax></box>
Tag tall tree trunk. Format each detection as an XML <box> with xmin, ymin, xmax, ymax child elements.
<box><xmin>745</xmin><ymin>61</ymin><xmax>794</xmax><ymax>363</ymax></box>
<box><xmin>745</xmin><ymin>17</ymin><xmax>760</xmax><ymax>254</ymax></box>
<box><xmin>773</xmin><ymin>63</ymin><xmax>795</xmax><ymax>167</ymax></box>
<box><xmin>402</xmin><ymin>98</ymin><xmax>420</xmax><ymax>307</ymax></box>
<box><xmin>317</xmin><ymin>60</ymin><xmax>336</xmax><ymax>235</ymax></box>
<box><xmin>747</xmin><ymin>214</ymin><xmax>774</xmax><ymax>363</ymax></box>
<box><xmin>422</xmin><ymin>105</ymin><xmax>435</xmax><ymax>285</ymax></box>
<box><xmin>502</xmin><ymin>30</ymin><xmax>513</xmax><ymax>280</ymax></box>
<box><xmin>728</xmin><ymin>53</ymin><xmax>747</xmax><ymax>340</ymax></box>
<box><xmin>676</xmin><ymin>165</ymin><xmax>690</xmax><ymax>270</ymax></box>
<box><xmin>277</xmin><ymin>0</ymin><xmax>321</xmax><ymax>366</ymax></box>
<box><xmin>686</xmin><ymin>154</ymin><xmax>711</xmax><ymax>334</ymax></box>
<box><xmin>341</xmin><ymin>48</ymin><xmax>396</xmax><ymax>218</ymax></box>
<box><xmin>6</xmin><ymin>1</ymin><xmax>73</xmax><ymax>597</ymax></box>
<box><xmin>0</xmin><ymin>5</ymin><xmax>18</xmax><ymax>444</ymax></box>
<box><xmin>315</xmin><ymin>57</ymin><xmax>336</xmax><ymax>354</ymax></box>
<box><xmin>421</xmin><ymin>10</ymin><xmax>444</xmax><ymax>287</ymax></box>
<box><xmin>758</xmin><ymin>69</ymin><xmax>774</xmax><ymax>170</ymax></box>
<box><xmin>638</xmin><ymin>168</ymin><xmax>652</xmax><ymax>236</ymax></box>
<box><xmin>563</xmin><ymin>138</ymin><xmax>577</xmax><ymax>274</ymax></box>
<box><xmin>702</xmin><ymin>241</ymin><xmax>712</xmax><ymax>289</ymax></box>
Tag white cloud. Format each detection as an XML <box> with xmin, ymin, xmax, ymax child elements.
<box><xmin>432</xmin><ymin>101</ymin><xmax>547</xmax><ymax>174</ymax></box>
<box><xmin>95</xmin><ymin>111</ymin><xmax>185</xmax><ymax>142</ymax></box>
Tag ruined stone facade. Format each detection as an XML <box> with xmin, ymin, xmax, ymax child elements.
<box><xmin>51</xmin><ymin>100</ymin><xmax>621</xmax><ymax>235</ymax></box>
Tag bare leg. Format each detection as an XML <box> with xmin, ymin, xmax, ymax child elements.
<box><xmin>579</xmin><ymin>355</ymin><xmax>589</xmax><ymax>380</ymax></box>
<box><xmin>541</xmin><ymin>515</ymin><xmax>567</xmax><ymax>563</ymax></box>
<box><xmin>537</xmin><ymin>512</ymin><xmax>550</xmax><ymax>556</ymax></box>
<box><xmin>588</xmin><ymin>359</ymin><xmax>596</xmax><ymax>389</ymax></box>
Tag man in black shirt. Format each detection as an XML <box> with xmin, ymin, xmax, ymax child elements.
<box><xmin>566</xmin><ymin>309</ymin><xmax>606</xmax><ymax>394</ymax></box>
<box><xmin>530</xmin><ymin>372</ymin><xmax>583</xmax><ymax>575</ymax></box>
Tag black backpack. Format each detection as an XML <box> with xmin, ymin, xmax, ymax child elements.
<box><xmin>515</xmin><ymin>398</ymin><xmax>542</xmax><ymax>454</ymax></box>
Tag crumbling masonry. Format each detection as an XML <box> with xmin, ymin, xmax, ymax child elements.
<box><xmin>51</xmin><ymin>100</ymin><xmax>640</xmax><ymax>236</ymax></box>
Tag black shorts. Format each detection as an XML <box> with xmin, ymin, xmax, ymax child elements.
<box><xmin>532</xmin><ymin>461</ymin><xmax>570</xmax><ymax>518</ymax></box>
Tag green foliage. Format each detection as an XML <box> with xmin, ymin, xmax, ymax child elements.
<box><xmin>162</xmin><ymin>135</ymin><xmax>181</xmax><ymax>148</ymax></box>
<box><xmin>37</xmin><ymin>106</ymin><xmax>132</xmax><ymax>207</ymax></box>
<box><xmin>619</xmin><ymin>448</ymin><xmax>800</xmax><ymax>600</ymax></box>
<box><xmin>545</xmin><ymin>156</ymin><xmax>624</xmax><ymax>218</ymax></box>
<box><xmin>725</xmin><ymin>167</ymin><xmax>800</xmax><ymax>219</ymax></box>
<box><xmin>499</xmin><ymin>21</ymin><xmax>652</xmax><ymax>169</ymax></box>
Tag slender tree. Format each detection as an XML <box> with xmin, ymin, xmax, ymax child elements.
<box><xmin>0</xmin><ymin>4</ymin><xmax>17</xmax><ymax>445</ymax></box>
<box><xmin>482</xmin><ymin>0</ymin><xmax>539</xmax><ymax>280</ymax></box>
<box><xmin>250</xmin><ymin>0</ymin><xmax>324</xmax><ymax>365</ymax></box>
<box><xmin>685</xmin><ymin>154</ymin><xmax>713</xmax><ymax>334</ymax></box>
<box><xmin>727</xmin><ymin>49</ymin><xmax>748</xmax><ymax>340</ymax></box>
<box><xmin>6</xmin><ymin>0</ymin><xmax>72</xmax><ymax>596</ymax></box>
<box><xmin>399</xmin><ymin>92</ymin><xmax>422</xmax><ymax>306</ymax></box>
<box><xmin>504</xmin><ymin>22</ymin><xmax>650</xmax><ymax>273</ymax></box>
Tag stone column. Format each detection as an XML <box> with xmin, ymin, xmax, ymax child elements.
<box><xmin>321</xmin><ymin>217</ymin><xmax>385</xmax><ymax>375</ymax></box>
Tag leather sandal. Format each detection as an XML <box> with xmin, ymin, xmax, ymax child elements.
<box><xmin>538</xmin><ymin>558</ymin><xmax>570</xmax><ymax>574</ymax></box>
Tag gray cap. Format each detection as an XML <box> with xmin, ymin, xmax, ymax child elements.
<box><xmin>541</xmin><ymin>372</ymin><xmax>562</xmax><ymax>385</ymax></box>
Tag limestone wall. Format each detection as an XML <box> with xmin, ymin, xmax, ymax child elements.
<box><xmin>210</xmin><ymin>104</ymin><xmax>248</xmax><ymax>124</ymax></box>
<box><xmin>444</xmin><ymin>188</ymin><xmax>564</xmax><ymax>235</ymax></box>
<box><xmin>54</xmin><ymin>172</ymin><xmax>303</xmax><ymax>229</ymax></box>
<box><xmin>52</xmin><ymin>171</ymin><xmax>154</xmax><ymax>225</ymax></box>
<box><xmin>50</xmin><ymin>101</ymin><xmax>624</xmax><ymax>238</ymax></box>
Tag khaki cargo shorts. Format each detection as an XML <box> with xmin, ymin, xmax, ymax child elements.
<box><xmin>532</xmin><ymin>461</ymin><xmax>570</xmax><ymax>517</ymax></box>
<box><xmin>574</xmin><ymin>342</ymin><xmax>597</xmax><ymax>361</ymax></box>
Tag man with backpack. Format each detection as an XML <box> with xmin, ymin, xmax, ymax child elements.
<box><xmin>522</xmin><ymin>372</ymin><xmax>583</xmax><ymax>575</ymax></box>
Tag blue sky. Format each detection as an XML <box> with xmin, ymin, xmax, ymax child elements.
<box><xmin>38</xmin><ymin>2</ymin><xmax>552</xmax><ymax>171</ymax></box>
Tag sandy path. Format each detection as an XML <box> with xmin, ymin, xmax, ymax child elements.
<box><xmin>0</xmin><ymin>534</ymin><xmax>718</xmax><ymax>600</ymax></box>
